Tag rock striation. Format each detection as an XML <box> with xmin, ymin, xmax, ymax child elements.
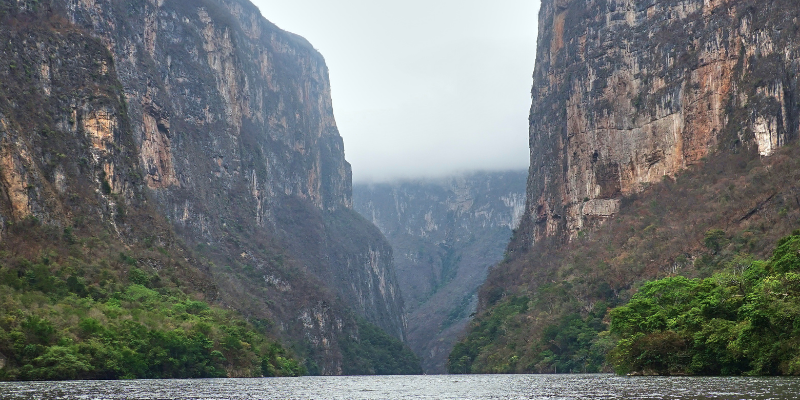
<box><xmin>354</xmin><ymin>171</ymin><xmax>527</xmax><ymax>373</ymax></box>
<box><xmin>515</xmin><ymin>0</ymin><xmax>800</xmax><ymax>250</ymax></box>
<box><xmin>0</xmin><ymin>0</ymin><xmax>410</xmax><ymax>374</ymax></box>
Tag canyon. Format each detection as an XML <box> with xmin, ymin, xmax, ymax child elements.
<box><xmin>354</xmin><ymin>170</ymin><xmax>527</xmax><ymax>373</ymax></box>
<box><xmin>6</xmin><ymin>0</ymin><xmax>800</xmax><ymax>378</ymax></box>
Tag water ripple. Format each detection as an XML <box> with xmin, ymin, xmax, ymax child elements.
<box><xmin>1</xmin><ymin>374</ymin><xmax>799</xmax><ymax>399</ymax></box>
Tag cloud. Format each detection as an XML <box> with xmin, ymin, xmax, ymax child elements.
<box><xmin>250</xmin><ymin>0</ymin><xmax>540</xmax><ymax>182</ymax></box>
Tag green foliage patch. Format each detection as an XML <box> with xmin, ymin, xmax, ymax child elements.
<box><xmin>340</xmin><ymin>317</ymin><xmax>422</xmax><ymax>376</ymax></box>
<box><xmin>609</xmin><ymin>232</ymin><xmax>800</xmax><ymax>376</ymax></box>
<box><xmin>451</xmin><ymin>141</ymin><xmax>800</xmax><ymax>375</ymax></box>
<box><xmin>448</xmin><ymin>296</ymin><xmax>529</xmax><ymax>374</ymax></box>
<box><xmin>0</xmin><ymin>225</ymin><xmax>303</xmax><ymax>381</ymax></box>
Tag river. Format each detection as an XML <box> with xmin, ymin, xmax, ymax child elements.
<box><xmin>1</xmin><ymin>374</ymin><xmax>799</xmax><ymax>399</ymax></box>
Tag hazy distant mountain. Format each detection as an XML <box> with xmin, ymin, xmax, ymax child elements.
<box><xmin>354</xmin><ymin>170</ymin><xmax>527</xmax><ymax>373</ymax></box>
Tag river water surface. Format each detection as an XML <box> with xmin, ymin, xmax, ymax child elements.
<box><xmin>1</xmin><ymin>374</ymin><xmax>799</xmax><ymax>399</ymax></box>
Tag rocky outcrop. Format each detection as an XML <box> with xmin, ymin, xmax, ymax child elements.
<box><xmin>354</xmin><ymin>170</ymin><xmax>527</xmax><ymax>373</ymax></box>
<box><xmin>0</xmin><ymin>0</ymin><xmax>409</xmax><ymax>373</ymax></box>
<box><xmin>515</xmin><ymin>0</ymin><xmax>800</xmax><ymax>249</ymax></box>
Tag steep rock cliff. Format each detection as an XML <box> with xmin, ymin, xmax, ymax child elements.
<box><xmin>451</xmin><ymin>0</ymin><xmax>800</xmax><ymax>375</ymax></box>
<box><xmin>0</xmin><ymin>5</ymin><xmax>138</xmax><ymax>237</ymax></box>
<box><xmin>0</xmin><ymin>0</ymin><xmax>412</xmax><ymax>375</ymax></box>
<box><xmin>354</xmin><ymin>171</ymin><xmax>527</xmax><ymax>373</ymax></box>
<box><xmin>516</xmin><ymin>0</ymin><xmax>800</xmax><ymax>249</ymax></box>
<box><xmin>64</xmin><ymin>0</ymin><xmax>406</xmax><ymax>342</ymax></box>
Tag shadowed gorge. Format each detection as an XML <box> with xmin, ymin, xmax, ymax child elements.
<box><xmin>354</xmin><ymin>171</ymin><xmax>527</xmax><ymax>373</ymax></box>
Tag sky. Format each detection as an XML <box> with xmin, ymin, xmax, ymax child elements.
<box><xmin>249</xmin><ymin>0</ymin><xmax>541</xmax><ymax>182</ymax></box>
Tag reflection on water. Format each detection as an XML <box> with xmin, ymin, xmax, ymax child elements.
<box><xmin>1</xmin><ymin>374</ymin><xmax>799</xmax><ymax>399</ymax></box>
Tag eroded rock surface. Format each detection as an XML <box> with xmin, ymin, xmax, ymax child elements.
<box><xmin>515</xmin><ymin>0</ymin><xmax>800</xmax><ymax>249</ymax></box>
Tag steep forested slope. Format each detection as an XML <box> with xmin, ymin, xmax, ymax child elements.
<box><xmin>609</xmin><ymin>231</ymin><xmax>800</xmax><ymax>376</ymax></box>
<box><xmin>452</xmin><ymin>0</ymin><xmax>800</xmax><ymax>374</ymax></box>
<box><xmin>0</xmin><ymin>0</ymin><xmax>419</xmax><ymax>377</ymax></box>
<box><xmin>452</xmin><ymin>143</ymin><xmax>800</xmax><ymax>374</ymax></box>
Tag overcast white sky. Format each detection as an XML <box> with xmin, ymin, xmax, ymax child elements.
<box><xmin>249</xmin><ymin>0</ymin><xmax>540</xmax><ymax>182</ymax></box>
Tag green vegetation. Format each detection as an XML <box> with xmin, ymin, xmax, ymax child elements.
<box><xmin>529</xmin><ymin>307</ymin><xmax>614</xmax><ymax>374</ymax></box>
<box><xmin>0</xmin><ymin>221</ymin><xmax>303</xmax><ymax>380</ymax></box>
<box><xmin>450</xmin><ymin>142</ymin><xmax>800</xmax><ymax>375</ymax></box>
<box><xmin>341</xmin><ymin>317</ymin><xmax>422</xmax><ymax>375</ymax></box>
<box><xmin>450</xmin><ymin>232</ymin><xmax>800</xmax><ymax>376</ymax></box>
<box><xmin>448</xmin><ymin>293</ymin><xmax>615</xmax><ymax>374</ymax></box>
<box><xmin>609</xmin><ymin>231</ymin><xmax>800</xmax><ymax>376</ymax></box>
<box><xmin>449</xmin><ymin>296</ymin><xmax>529</xmax><ymax>374</ymax></box>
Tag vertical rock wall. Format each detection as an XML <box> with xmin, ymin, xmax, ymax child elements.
<box><xmin>0</xmin><ymin>11</ymin><xmax>143</xmax><ymax>238</ymax></box>
<box><xmin>51</xmin><ymin>0</ymin><xmax>406</xmax><ymax>369</ymax></box>
<box><xmin>514</xmin><ymin>0</ymin><xmax>800</xmax><ymax>250</ymax></box>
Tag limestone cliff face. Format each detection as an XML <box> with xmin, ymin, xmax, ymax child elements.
<box><xmin>0</xmin><ymin>0</ymin><xmax>408</xmax><ymax>373</ymax></box>
<box><xmin>354</xmin><ymin>171</ymin><xmax>527</xmax><ymax>373</ymax></box>
<box><xmin>516</xmin><ymin>0</ymin><xmax>800</xmax><ymax>249</ymax></box>
<box><xmin>0</xmin><ymin>10</ymin><xmax>144</xmax><ymax>239</ymax></box>
<box><xmin>65</xmin><ymin>0</ymin><xmax>352</xmax><ymax>217</ymax></box>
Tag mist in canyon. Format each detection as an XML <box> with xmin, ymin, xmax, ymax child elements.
<box><xmin>250</xmin><ymin>0</ymin><xmax>540</xmax><ymax>182</ymax></box>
